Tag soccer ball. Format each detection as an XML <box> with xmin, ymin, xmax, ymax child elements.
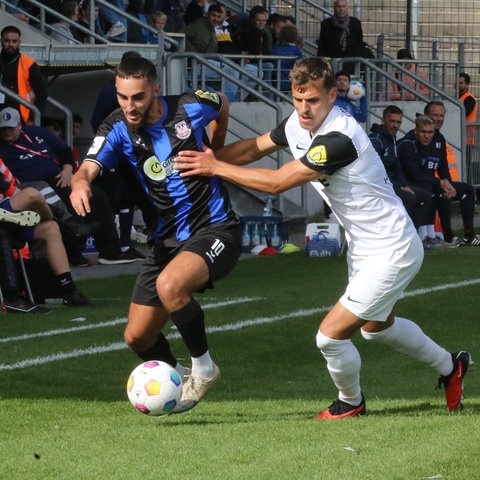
<box><xmin>347</xmin><ymin>80</ymin><xmax>366</xmax><ymax>100</ymax></box>
<box><xmin>127</xmin><ymin>360</ymin><xmax>182</xmax><ymax>416</ymax></box>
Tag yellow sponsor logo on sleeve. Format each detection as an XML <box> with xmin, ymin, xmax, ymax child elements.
<box><xmin>307</xmin><ymin>145</ymin><xmax>327</xmax><ymax>164</ymax></box>
<box><xmin>194</xmin><ymin>90</ymin><xmax>220</xmax><ymax>104</ymax></box>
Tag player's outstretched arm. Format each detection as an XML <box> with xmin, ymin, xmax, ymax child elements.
<box><xmin>70</xmin><ymin>161</ymin><xmax>101</xmax><ymax>216</ymax></box>
<box><xmin>175</xmin><ymin>147</ymin><xmax>319</xmax><ymax>194</ymax></box>
<box><xmin>213</xmin><ymin>132</ymin><xmax>281</xmax><ymax>166</ymax></box>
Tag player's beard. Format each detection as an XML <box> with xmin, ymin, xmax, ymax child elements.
<box><xmin>124</xmin><ymin>106</ymin><xmax>150</xmax><ymax>130</ymax></box>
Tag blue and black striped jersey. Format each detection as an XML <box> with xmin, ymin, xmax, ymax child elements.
<box><xmin>85</xmin><ymin>90</ymin><xmax>239</xmax><ymax>245</ymax></box>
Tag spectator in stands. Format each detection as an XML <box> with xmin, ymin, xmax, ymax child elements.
<box><xmin>73</xmin><ymin>0</ymin><xmax>106</xmax><ymax>44</ymax></box>
<box><xmin>397</xmin><ymin>115</ymin><xmax>455</xmax><ymax>250</ymax></box>
<box><xmin>0</xmin><ymin>25</ymin><xmax>48</xmax><ymax>124</ymax></box>
<box><xmin>284</xmin><ymin>15</ymin><xmax>304</xmax><ymax>48</ymax></box>
<box><xmin>266</xmin><ymin>13</ymin><xmax>286</xmax><ymax>47</ymax></box>
<box><xmin>0</xmin><ymin>187</ymin><xmax>92</xmax><ymax>310</ymax></box>
<box><xmin>213</xmin><ymin>3</ymin><xmax>259</xmax><ymax>101</ymax></box>
<box><xmin>271</xmin><ymin>25</ymin><xmax>304</xmax><ymax>92</ymax></box>
<box><xmin>423</xmin><ymin>101</ymin><xmax>480</xmax><ymax>247</ymax></box>
<box><xmin>369</xmin><ymin>105</ymin><xmax>432</xmax><ymax>240</ymax></box>
<box><xmin>144</xmin><ymin>11</ymin><xmax>174</xmax><ymax>50</ymax></box>
<box><xmin>182</xmin><ymin>4</ymin><xmax>240</xmax><ymax>102</ymax></box>
<box><xmin>126</xmin><ymin>0</ymin><xmax>151</xmax><ymax>43</ymax></box>
<box><xmin>389</xmin><ymin>49</ymin><xmax>430</xmax><ymax>101</ymax></box>
<box><xmin>147</xmin><ymin>0</ymin><xmax>187</xmax><ymax>32</ymax></box>
<box><xmin>235</xmin><ymin>5</ymin><xmax>274</xmax><ymax>99</ymax></box>
<box><xmin>99</xmin><ymin>0</ymin><xmax>128</xmax><ymax>42</ymax></box>
<box><xmin>316</xmin><ymin>0</ymin><xmax>372</xmax><ymax>73</ymax></box>
<box><xmin>184</xmin><ymin>0</ymin><xmax>209</xmax><ymax>25</ymax></box>
<box><xmin>0</xmin><ymin>107</ymin><xmax>140</xmax><ymax>265</ymax></box>
<box><xmin>48</xmin><ymin>0</ymin><xmax>80</xmax><ymax>45</ymax></box>
<box><xmin>333</xmin><ymin>70</ymin><xmax>367</xmax><ymax>123</ymax></box>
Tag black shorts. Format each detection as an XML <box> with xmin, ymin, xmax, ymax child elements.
<box><xmin>131</xmin><ymin>222</ymin><xmax>241</xmax><ymax>307</ymax></box>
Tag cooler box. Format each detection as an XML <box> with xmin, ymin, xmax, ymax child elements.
<box><xmin>305</xmin><ymin>223</ymin><xmax>342</xmax><ymax>257</ymax></box>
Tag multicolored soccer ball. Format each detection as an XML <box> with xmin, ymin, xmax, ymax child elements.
<box><xmin>127</xmin><ymin>361</ymin><xmax>182</xmax><ymax>416</ymax></box>
<box><xmin>347</xmin><ymin>80</ymin><xmax>366</xmax><ymax>100</ymax></box>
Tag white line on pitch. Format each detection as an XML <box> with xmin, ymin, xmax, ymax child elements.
<box><xmin>1</xmin><ymin>280</ymin><xmax>479</xmax><ymax>371</ymax></box>
<box><xmin>0</xmin><ymin>296</ymin><xmax>263</xmax><ymax>344</ymax></box>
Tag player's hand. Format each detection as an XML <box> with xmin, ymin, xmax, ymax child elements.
<box><xmin>70</xmin><ymin>182</ymin><xmax>93</xmax><ymax>216</ymax></box>
<box><xmin>174</xmin><ymin>146</ymin><xmax>219</xmax><ymax>177</ymax></box>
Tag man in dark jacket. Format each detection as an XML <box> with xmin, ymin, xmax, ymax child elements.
<box><xmin>316</xmin><ymin>0</ymin><xmax>371</xmax><ymax>74</ymax></box>
<box><xmin>369</xmin><ymin>105</ymin><xmax>431</xmax><ymax>236</ymax></box>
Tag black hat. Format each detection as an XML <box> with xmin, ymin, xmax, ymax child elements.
<box><xmin>397</xmin><ymin>48</ymin><xmax>413</xmax><ymax>60</ymax></box>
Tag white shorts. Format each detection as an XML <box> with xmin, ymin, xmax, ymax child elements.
<box><xmin>339</xmin><ymin>236</ymin><xmax>424</xmax><ymax>321</ymax></box>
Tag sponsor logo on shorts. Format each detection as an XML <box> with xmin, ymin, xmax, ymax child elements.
<box><xmin>206</xmin><ymin>239</ymin><xmax>225</xmax><ymax>263</ymax></box>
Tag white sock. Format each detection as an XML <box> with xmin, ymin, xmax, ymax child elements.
<box><xmin>361</xmin><ymin>317</ymin><xmax>453</xmax><ymax>376</ymax></box>
<box><xmin>417</xmin><ymin>225</ymin><xmax>427</xmax><ymax>240</ymax></box>
<box><xmin>191</xmin><ymin>351</ymin><xmax>215</xmax><ymax>378</ymax></box>
<box><xmin>316</xmin><ymin>331</ymin><xmax>363</xmax><ymax>406</ymax></box>
<box><xmin>427</xmin><ymin>224</ymin><xmax>436</xmax><ymax>238</ymax></box>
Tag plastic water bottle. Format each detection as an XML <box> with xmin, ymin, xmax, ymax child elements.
<box><xmin>263</xmin><ymin>195</ymin><xmax>273</xmax><ymax>217</ymax></box>
<box><xmin>271</xmin><ymin>224</ymin><xmax>281</xmax><ymax>247</ymax></box>
<box><xmin>241</xmin><ymin>223</ymin><xmax>251</xmax><ymax>248</ymax></box>
<box><xmin>251</xmin><ymin>222</ymin><xmax>260</xmax><ymax>246</ymax></box>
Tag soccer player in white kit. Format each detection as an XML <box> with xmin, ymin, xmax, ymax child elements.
<box><xmin>174</xmin><ymin>57</ymin><xmax>471</xmax><ymax>418</ymax></box>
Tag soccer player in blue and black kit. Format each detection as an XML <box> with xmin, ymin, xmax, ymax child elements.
<box><xmin>70</xmin><ymin>56</ymin><xmax>241</xmax><ymax>414</ymax></box>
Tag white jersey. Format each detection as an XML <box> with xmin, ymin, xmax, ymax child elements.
<box><xmin>271</xmin><ymin>106</ymin><xmax>418</xmax><ymax>256</ymax></box>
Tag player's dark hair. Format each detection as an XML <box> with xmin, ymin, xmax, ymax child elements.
<box><xmin>383</xmin><ymin>105</ymin><xmax>403</xmax><ymax>117</ymax></box>
<box><xmin>115</xmin><ymin>57</ymin><xmax>157</xmax><ymax>83</ymax></box>
<box><xmin>289</xmin><ymin>57</ymin><xmax>335</xmax><ymax>91</ymax></box>
<box><xmin>1</xmin><ymin>25</ymin><xmax>21</xmax><ymax>37</ymax></box>
<box><xmin>459</xmin><ymin>72</ymin><xmax>471</xmax><ymax>85</ymax></box>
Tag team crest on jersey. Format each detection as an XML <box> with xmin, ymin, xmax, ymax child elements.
<box><xmin>306</xmin><ymin>145</ymin><xmax>327</xmax><ymax>164</ymax></box>
<box><xmin>174</xmin><ymin>121</ymin><xmax>191</xmax><ymax>140</ymax></box>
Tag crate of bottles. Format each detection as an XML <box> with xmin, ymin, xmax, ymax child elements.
<box><xmin>239</xmin><ymin>216</ymin><xmax>289</xmax><ymax>253</ymax></box>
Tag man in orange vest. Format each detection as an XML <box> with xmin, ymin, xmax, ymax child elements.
<box><xmin>0</xmin><ymin>25</ymin><xmax>48</xmax><ymax>124</ymax></box>
<box><xmin>459</xmin><ymin>72</ymin><xmax>477</xmax><ymax>129</ymax></box>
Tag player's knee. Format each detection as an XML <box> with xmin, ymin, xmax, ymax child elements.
<box><xmin>124</xmin><ymin>327</ymin><xmax>146</xmax><ymax>351</ymax></box>
<box><xmin>156</xmin><ymin>276</ymin><xmax>184</xmax><ymax>311</ymax></box>
<box><xmin>316</xmin><ymin>330</ymin><xmax>335</xmax><ymax>352</ymax></box>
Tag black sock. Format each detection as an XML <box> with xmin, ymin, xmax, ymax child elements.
<box><xmin>464</xmin><ymin>227</ymin><xmax>474</xmax><ymax>240</ymax></box>
<box><xmin>57</xmin><ymin>272</ymin><xmax>75</xmax><ymax>295</ymax></box>
<box><xmin>443</xmin><ymin>227</ymin><xmax>454</xmax><ymax>243</ymax></box>
<box><xmin>170</xmin><ymin>297</ymin><xmax>208</xmax><ymax>358</ymax></box>
<box><xmin>137</xmin><ymin>334</ymin><xmax>177</xmax><ymax>365</ymax></box>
